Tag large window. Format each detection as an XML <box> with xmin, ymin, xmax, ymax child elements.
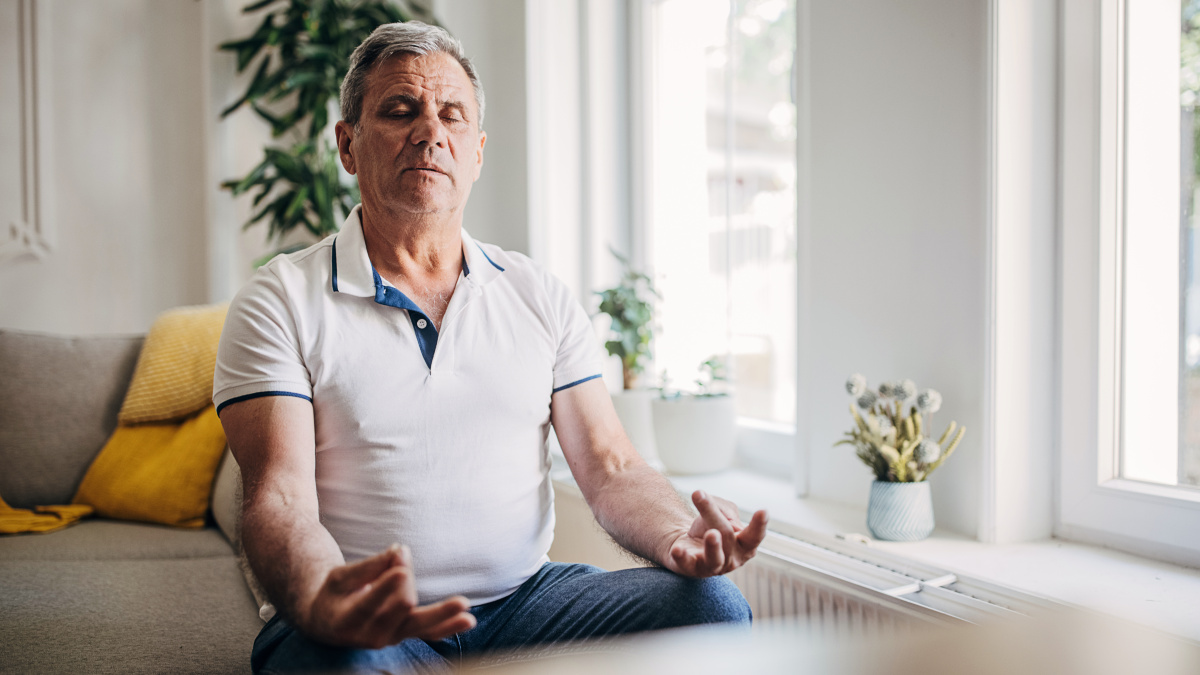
<box><xmin>1060</xmin><ymin>0</ymin><xmax>1200</xmax><ymax>565</ymax></box>
<box><xmin>642</xmin><ymin>0</ymin><xmax>797</xmax><ymax>426</ymax></box>
<box><xmin>1177</xmin><ymin>0</ymin><xmax>1200</xmax><ymax>488</ymax></box>
<box><xmin>1120</xmin><ymin>0</ymin><xmax>1200</xmax><ymax>490</ymax></box>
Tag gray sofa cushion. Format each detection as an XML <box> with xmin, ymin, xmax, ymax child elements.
<box><xmin>0</xmin><ymin>521</ymin><xmax>234</xmax><ymax>562</ymax></box>
<box><xmin>0</xmin><ymin>331</ymin><xmax>144</xmax><ymax>507</ymax></box>
<box><xmin>0</xmin><ymin>557</ymin><xmax>260</xmax><ymax>675</ymax></box>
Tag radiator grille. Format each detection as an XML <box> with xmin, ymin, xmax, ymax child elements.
<box><xmin>731</xmin><ymin>562</ymin><xmax>910</xmax><ymax>637</ymax></box>
<box><xmin>727</xmin><ymin>531</ymin><xmax>1047</xmax><ymax>637</ymax></box>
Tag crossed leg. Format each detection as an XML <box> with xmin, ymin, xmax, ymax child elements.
<box><xmin>250</xmin><ymin>562</ymin><xmax>751</xmax><ymax>674</ymax></box>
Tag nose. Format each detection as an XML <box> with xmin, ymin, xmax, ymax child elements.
<box><xmin>410</xmin><ymin>108</ymin><xmax>447</xmax><ymax>148</ymax></box>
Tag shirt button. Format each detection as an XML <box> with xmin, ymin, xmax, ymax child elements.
<box><xmin>416</xmin><ymin>318</ymin><xmax>428</xmax><ymax>329</ymax></box>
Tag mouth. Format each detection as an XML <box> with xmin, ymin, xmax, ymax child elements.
<box><xmin>403</xmin><ymin>165</ymin><xmax>445</xmax><ymax>175</ymax></box>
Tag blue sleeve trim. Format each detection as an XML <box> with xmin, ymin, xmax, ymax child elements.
<box><xmin>552</xmin><ymin>374</ymin><xmax>603</xmax><ymax>393</ymax></box>
<box><xmin>216</xmin><ymin>391</ymin><xmax>313</xmax><ymax>416</ymax></box>
<box><xmin>477</xmin><ymin>243</ymin><xmax>506</xmax><ymax>272</ymax></box>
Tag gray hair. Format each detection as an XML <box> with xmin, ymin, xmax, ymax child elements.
<box><xmin>340</xmin><ymin>21</ymin><xmax>486</xmax><ymax>130</ymax></box>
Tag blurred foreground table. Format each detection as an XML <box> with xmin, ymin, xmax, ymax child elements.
<box><xmin>462</xmin><ymin>609</ymin><xmax>1200</xmax><ymax>675</ymax></box>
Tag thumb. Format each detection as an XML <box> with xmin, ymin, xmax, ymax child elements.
<box><xmin>328</xmin><ymin>543</ymin><xmax>406</xmax><ymax>593</ymax></box>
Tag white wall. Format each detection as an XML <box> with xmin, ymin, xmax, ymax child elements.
<box><xmin>436</xmin><ymin>0</ymin><xmax>530</xmax><ymax>254</ymax></box>
<box><xmin>802</xmin><ymin>0</ymin><xmax>990</xmax><ymax>537</ymax></box>
<box><xmin>0</xmin><ymin>0</ymin><xmax>533</xmax><ymax>337</ymax></box>
<box><xmin>204</xmin><ymin>0</ymin><xmax>297</xmax><ymax>304</ymax></box>
<box><xmin>0</xmin><ymin>0</ymin><xmax>209</xmax><ymax>334</ymax></box>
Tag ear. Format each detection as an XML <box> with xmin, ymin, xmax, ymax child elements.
<box><xmin>335</xmin><ymin>120</ymin><xmax>357</xmax><ymax>175</ymax></box>
<box><xmin>473</xmin><ymin>130</ymin><xmax>486</xmax><ymax>182</ymax></box>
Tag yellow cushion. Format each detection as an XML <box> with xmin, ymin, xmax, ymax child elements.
<box><xmin>118</xmin><ymin>303</ymin><xmax>228</xmax><ymax>424</ymax></box>
<box><xmin>72</xmin><ymin>406</ymin><xmax>227</xmax><ymax>528</ymax></box>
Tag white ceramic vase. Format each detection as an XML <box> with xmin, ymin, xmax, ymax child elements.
<box><xmin>610</xmin><ymin>389</ymin><xmax>660</xmax><ymax>467</ymax></box>
<box><xmin>651</xmin><ymin>395</ymin><xmax>737</xmax><ymax>475</ymax></box>
<box><xmin>866</xmin><ymin>480</ymin><xmax>935</xmax><ymax>541</ymax></box>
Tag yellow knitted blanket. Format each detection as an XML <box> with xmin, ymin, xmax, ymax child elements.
<box><xmin>0</xmin><ymin>496</ymin><xmax>93</xmax><ymax>534</ymax></box>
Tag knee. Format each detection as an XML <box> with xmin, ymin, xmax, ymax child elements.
<box><xmin>693</xmin><ymin>575</ymin><xmax>752</xmax><ymax>625</ymax></box>
<box><xmin>660</xmin><ymin>574</ymin><xmax>750</xmax><ymax>627</ymax></box>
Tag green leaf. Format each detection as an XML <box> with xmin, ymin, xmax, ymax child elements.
<box><xmin>243</xmin><ymin>0</ymin><xmax>284</xmax><ymax>13</ymax></box>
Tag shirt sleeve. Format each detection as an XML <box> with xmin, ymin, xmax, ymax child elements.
<box><xmin>545</xmin><ymin>270</ymin><xmax>605</xmax><ymax>393</ymax></box>
<box><xmin>212</xmin><ymin>266</ymin><xmax>313</xmax><ymax>415</ymax></box>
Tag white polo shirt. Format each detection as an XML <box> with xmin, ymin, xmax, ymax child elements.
<box><xmin>213</xmin><ymin>205</ymin><xmax>603</xmax><ymax>605</ymax></box>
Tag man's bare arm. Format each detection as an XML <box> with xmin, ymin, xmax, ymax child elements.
<box><xmin>550</xmin><ymin>379</ymin><xmax>768</xmax><ymax>576</ymax></box>
<box><xmin>220</xmin><ymin>395</ymin><xmax>475</xmax><ymax>647</ymax></box>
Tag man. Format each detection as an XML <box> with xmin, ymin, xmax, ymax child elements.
<box><xmin>214</xmin><ymin>21</ymin><xmax>768</xmax><ymax>674</ymax></box>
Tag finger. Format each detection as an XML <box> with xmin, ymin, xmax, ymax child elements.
<box><xmin>345</xmin><ymin>566</ymin><xmax>410</xmax><ymax>628</ymax></box>
<box><xmin>361</xmin><ymin>565</ymin><xmax>420</xmax><ymax>635</ymax></box>
<box><xmin>703</xmin><ymin>529</ymin><xmax>725</xmax><ymax>573</ymax></box>
<box><xmin>671</xmin><ymin>542</ymin><xmax>696</xmax><ymax>571</ymax></box>
<box><xmin>391</xmin><ymin>596</ymin><xmax>473</xmax><ymax>643</ymax></box>
<box><xmin>713</xmin><ymin>496</ymin><xmax>744</xmax><ymax>527</ymax></box>
<box><xmin>672</xmin><ymin>544</ymin><xmax>703</xmax><ymax>577</ymax></box>
<box><xmin>735</xmin><ymin>509</ymin><xmax>769</xmax><ymax>554</ymax></box>
<box><xmin>328</xmin><ymin>544</ymin><xmax>404</xmax><ymax>593</ymax></box>
<box><xmin>693</xmin><ymin>491</ymin><xmax>736</xmax><ymax>560</ymax></box>
<box><xmin>413</xmin><ymin>611</ymin><xmax>477</xmax><ymax>641</ymax></box>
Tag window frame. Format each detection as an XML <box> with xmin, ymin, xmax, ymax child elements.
<box><xmin>1058</xmin><ymin>0</ymin><xmax>1200</xmax><ymax>567</ymax></box>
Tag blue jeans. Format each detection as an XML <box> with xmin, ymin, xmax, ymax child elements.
<box><xmin>251</xmin><ymin>562</ymin><xmax>751</xmax><ymax>674</ymax></box>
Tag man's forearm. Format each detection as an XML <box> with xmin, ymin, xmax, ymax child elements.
<box><xmin>241</xmin><ymin>492</ymin><xmax>345</xmax><ymax>628</ymax></box>
<box><xmin>583</xmin><ymin>459</ymin><xmax>695</xmax><ymax>566</ymax></box>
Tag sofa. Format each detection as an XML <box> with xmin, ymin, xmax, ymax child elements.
<box><xmin>0</xmin><ymin>330</ymin><xmax>262</xmax><ymax>675</ymax></box>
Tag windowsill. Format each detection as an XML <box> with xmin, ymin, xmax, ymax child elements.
<box><xmin>550</xmin><ymin>457</ymin><xmax>1200</xmax><ymax>642</ymax></box>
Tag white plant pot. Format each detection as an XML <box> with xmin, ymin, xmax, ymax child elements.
<box><xmin>652</xmin><ymin>395</ymin><xmax>737</xmax><ymax>475</ymax></box>
<box><xmin>610</xmin><ymin>389</ymin><xmax>660</xmax><ymax>467</ymax></box>
<box><xmin>866</xmin><ymin>480</ymin><xmax>935</xmax><ymax>541</ymax></box>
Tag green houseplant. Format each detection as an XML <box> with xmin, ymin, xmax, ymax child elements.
<box><xmin>595</xmin><ymin>250</ymin><xmax>661</xmax><ymax>466</ymax></box>
<box><xmin>219</xmin><ymin>0</ymin><xmax>423</xmax><ymax>262</ymax></box>
<box><xmin>837</xmin><ymin>375</ymin><xmax>966</xmax><ymax>541</ymax></box>
<box><xmin>596</xmin><ymin>250</ymin><xmax>658</xmax><ymax>390</ymax></box>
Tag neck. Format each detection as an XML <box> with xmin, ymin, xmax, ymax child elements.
<box><xmin>359</xmin><ymin>204</ymin><xmax>463</xmax><ymax>282</ymax></box>
<box><xmin>358</xmin><ymin>204</ymin><xmax>464</xmax><ymax>331</ymax></box>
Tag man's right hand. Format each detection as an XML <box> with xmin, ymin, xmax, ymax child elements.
<box><xmin>300</xmin><ymin>544</ymin><xmax>477</xmax><ymax>649</ymax></box>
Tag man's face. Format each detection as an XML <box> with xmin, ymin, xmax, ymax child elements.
<box><xmin>336</xmin><ymin>52</ymin><xmax>486</xmax><ymax>220</ymax></box>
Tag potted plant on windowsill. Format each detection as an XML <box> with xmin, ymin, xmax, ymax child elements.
<box><xmin>596</xmin><ymin>251</ymin><xmax>660</xmax><ymax>465</ymax></box>
<box><xmin>837</xmin><ymin>375</ymin><xmax>966</xmax><ymax>541</ymax></box>
<box><xmin>652</xmin><ymin>357</ymin><xmax>737</xmax><ymax>475</ymax></box>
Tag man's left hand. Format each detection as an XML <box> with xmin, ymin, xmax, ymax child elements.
<box><xmin>664</xmin><ymin>490</ymin><xmax>768</xmax><ymax>578</ymax></box>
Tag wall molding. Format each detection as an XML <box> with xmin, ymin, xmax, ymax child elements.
<box><xmin>1</xmin><ymin>0</ymin><xmax>54</xmax><ymax>265</ymax></box>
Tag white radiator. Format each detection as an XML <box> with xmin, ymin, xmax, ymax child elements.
<box><xmin>730</xmin><ymin>556</ymin><xmax>913</xmax><ymax>637</ymax></box>
<box><xmin>726</xmin><ymin>530</ymin><xmax>1042</xmax><ymax>638</ymax></box>
<box><xmin>550</xmin><ymin>474</ymin><xmax>1049</xmax><ymax>639</ymax></box>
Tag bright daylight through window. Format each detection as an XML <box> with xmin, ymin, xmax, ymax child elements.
<box><xmin>1178</xmin><ymin>1</ymin><xmax>1200</xmax><ymax>487</ymax></box>
<box><xmin>645</xmin><ymin>0</ymin><xmax>797</xmax><ymax>426</ymax></box>
<box><xmin>1123</xmin><ymin>0</ymin><xmax>1200</xmax><ymax>490</ymax></box>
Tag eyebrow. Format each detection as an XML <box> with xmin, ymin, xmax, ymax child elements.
<box><xmin>377</xmin><ymin>94</ymin><xmax>471</xmax><ymax>120</ymax></box>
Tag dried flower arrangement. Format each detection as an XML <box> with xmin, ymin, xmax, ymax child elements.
<box><xmin>836</xmin><ymin>375</ymin><xmax>965</xmax><ymax>483</ymax></box>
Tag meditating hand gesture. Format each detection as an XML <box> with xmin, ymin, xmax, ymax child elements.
<box><xmin>665</xmin><ymin>490</ymin><xmax>769</xmax><ymax>578</ymax></box>
<box><xmin>301</xmin><ymin>544</ymin><xmax>477</xmax><ymax>649</ymax></box>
